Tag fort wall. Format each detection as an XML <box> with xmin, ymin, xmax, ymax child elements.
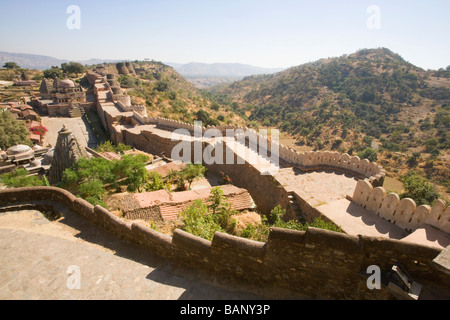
<box><xmin>105</xmin><ymin>113</ymin><xmax>386</xmax><ymax>185</ymax></box>
<box><xmin>0</xmin><ymin>187</ymin><xmax>448</xmax><ymax>299</ymax></box>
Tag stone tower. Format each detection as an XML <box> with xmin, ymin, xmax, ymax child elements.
<box><xmin>116</xmin><ymin>62</ymin><xmax>130</xmax><ymax>75</ymax></box>
<box><xmin>39</xmin><ymin>79</ymin><xmax>51</xmax><ymax>100</ymax></box>
<box><xmin>49</xmin><ymin>125</ymin><xmax>88</xmax><ymax>185</ymax></box>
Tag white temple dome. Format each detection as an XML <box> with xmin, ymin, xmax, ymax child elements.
<box><xmin>7</xmin><ymin>145</ymin><xmax>33</xmax><ymax>155</ymax></box>
<box><xmin>59</xmin><ymin>79</ymin><xmax>75</xmax><ymax>88</ymax></box>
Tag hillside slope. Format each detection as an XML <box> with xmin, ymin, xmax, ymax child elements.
<box><xmin>213</xmin><ymin>48</ymin><xmax>450</xmax><ymax>195</ymax></box>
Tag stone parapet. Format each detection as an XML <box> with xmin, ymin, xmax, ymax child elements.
<box><xmin>0</xmin><ymin>187</ymin><xmax>448</xmax><ymax>299</ymax></box>
<box><xmin>353</xmin><ymin>180</ymin><xmax>450</xmax><ymax>233</ymax></box>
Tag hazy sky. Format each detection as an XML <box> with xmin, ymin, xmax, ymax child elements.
<box><xmin>0</xmin><ymin>0</ymin><xmax>449</xmax><ymax>69</ymax></box>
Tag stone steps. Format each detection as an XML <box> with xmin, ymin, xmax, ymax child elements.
<box><xmin>69</xmin><ymin>106</ymin><xmax>85</xmax><ymax>118</ymax></box>
<box><xmin>287</xmin><ymin>192</ymin><xmax>304</xmax><ymax>222</ymax></box>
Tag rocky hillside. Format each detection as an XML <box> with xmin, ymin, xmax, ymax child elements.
<box><xmin>212</xmin><ymin>48</ymin><xmax>450</xmax><ymax>196</ymax></box>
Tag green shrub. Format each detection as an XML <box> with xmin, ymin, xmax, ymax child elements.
<box><xmin>357</xmin><ymin>147</ymin><xmax>378</xmax><ymax>162</ymax></box>
<box><xmin>145</xmin><ymin>172</ymin><xmax>167</xmax><ymax>192</ymax></box>
<box><xmin>59</xmin><ymin>154</ymin><xmax>150</xmax><ymax>208</ymax></box>
<box><xmin>400</xmin><ymin>171</ymin><xmax>440</xmax><ymax>206</ymax></box>
<box><xmin>0</xmin><ymin>169</ymin><xmax>46</xmax><ymax>188</ymax></box>
<box><xmin>181</xmin><ymin>199</ymin><xmax>224</xmax><ymax>241</ymax></box>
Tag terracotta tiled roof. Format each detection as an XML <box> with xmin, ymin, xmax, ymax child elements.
<box><xmin>101</xmin><ymin>152</ymin><xmax>122</xmax><ymax>160</ymax></box>
<box><xmin>147</xmin><ymin>161</ymin><xmax>186</xmax><ymax>177</ymax></box>
<box><xmin>133</xmin><ymin>185</ymin><xmax>255</xmax><ymax>222</ymax></box>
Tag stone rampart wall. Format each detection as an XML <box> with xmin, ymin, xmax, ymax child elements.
<box><xmin>127</xmin><ymin>115</ymin><xmax>386</xmax><ymax>187</ymax></box>
<box><xmin>352</xmin><ymin>180</ymin><xmax>450</xmax><ymax>233</ymax></box>
<box><xmin>0</xmin><ymin>187</ymin><xmax>448</xmax><ymax>299</ymax></box>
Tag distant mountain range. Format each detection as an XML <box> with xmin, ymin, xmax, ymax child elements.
<box><xmin>165</xmin><ymin>62</ymin><xmax>284</xmax><ymax>78</ymax></box>
<box><xmin>0</xmin><ymin>51</ymin><xmax>283</xmax><ymax>80</ymax></box>
<box><xmin>0</xmin><ymin>51</ymin><xmax>121</xmax><ymax>70</ymax></box>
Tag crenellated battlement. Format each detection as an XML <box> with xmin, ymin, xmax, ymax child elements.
<box><xmin>353</xmin><ymin>180</ymin><xmax>450</xmax><ymax>233</ymax></box>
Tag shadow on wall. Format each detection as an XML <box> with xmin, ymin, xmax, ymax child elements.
<box><xmin>345</xmin><ymin>201</ymin><xmax>408</xmax><ymax>240</ymax></box>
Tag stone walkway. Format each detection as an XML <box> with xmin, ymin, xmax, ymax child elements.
<box><xmin>275</xmin><ymin>168</ymin><xmax>359</xmax><ymax>208</ymax></box>
<box><xmin>41</xmin><ymin>116</ymin><xmax>98</xmax><ymax>149</ymax></box>
<box><xmin>317</xmin><ymin>198</ymin><xmax>408</xmax><ymax>239</ymax></box>
<box><xmin>0</xmin><ymin>209</ymin><xmax>263</xmax><ymax>300</ymax></box>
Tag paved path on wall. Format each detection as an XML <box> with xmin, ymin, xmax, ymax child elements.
<box><xmin>275</xmin><ymin>168</ymin><xmax>359</xmax><ymax>208</ymax></box>
<box><xmin>41</xmin><ymin>116</ymin><xmax>98</xmax><ymax>149</ymax></box>
<box><xmin>0</xmin><ymin>209</ymin><xmax>264</xmax><ymax>300</ymax></box>
<box><xmin>316</xmin><ymin>198</ymin><xmax>408</xmax><ymax>239</ymax></box>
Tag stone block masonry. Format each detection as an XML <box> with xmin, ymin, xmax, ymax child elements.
<box><xmin>0</xmin><ymin>187</ymin><xmax>449</xmax><ymax>299</ymax></box>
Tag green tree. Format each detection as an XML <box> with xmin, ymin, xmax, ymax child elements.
<box><xmin>61</xmin><ymin>62</ymin><xmax>86</xmax><ymax>76</ymax></box>
<box><xmin>0</xmin><ymin>111</ymin><xmax>32</xmax><ymax>149</ymax></box>
<box><xmin>114</xmin><ymin>154</ymin><xmax>149</xmax><ymax>192</ymax></box>
<box><xmin>60</xmin><ymin>155</ymin><xmax>149</xmax><ymax>206</ymax></box>
<box><xmin>119</xmin><ymin>75</ymin><xmax>140</xmax><ymax>88</ymax></box>
<box><xmin>96</xmin><ymin>141</ymin><xmax>132</xmax><ymax>154</ymax></box>
<box><xmin>78</xmin><ymin>179</ymin><xmax>106</xmax><ymax>200</ymax></box>
<box><xmin>115</xmin><ymin>143</ymin><xmax>132</xmax><ymax>154</ymax></box>
<box><xmin>180</xmin><ymin>163</ymin><xmax>206</xmax><ymax>190</ymax></box>
<box><xmin>195</xmin><ymin>110</ymin><xmax>219</xmax><ymax>127</ymax></box>
<box><xmin>400</xmin><ymin>172</ymin><xmax>440</xmax><ymax>206</ymax></box>
<box><xmin>3</xmin><ymin>62</ymin><xmax>20</xmax><ymax>70</ymax></box>
<box><xmin>96</xmin><ymin>141</ymin><xmax>115</xmax><ymax>153</ymax></box>
<box><xmin>155</xmin><ymin>80</ymin><xmax>169</xmax><ymax>92</ymax></box>
<box><xmin>357</xmin><ymin>147</ymin><xmax>378</xmax><ymax>162</ymax></box>
<box><xmin>0</xmin><ymin>169</ymin><xmax>45</xmax><ymax>188</ymax></box>
<box><xmin>43</xmin><ymin>66</ymin><xmax>63</xmax><ymax>79</ymax></box>
<box><xmin>181</xmin><ymin>199</ymin><xmax>223</xmax><ymax>241</ymax></box>
<box><xmin>208</xmin><ymin>187</ymin><xmax>236</xmax><ymax>232</ymax></box>
<box><xmin>424</xmin><ymin>138</ymin><xmax>439</xmax><ymax>152</ymax></box>
<box><xmin>145</xmin><ymin>172</ymin><xmax>166</xmax><ymax>191</ymax></box>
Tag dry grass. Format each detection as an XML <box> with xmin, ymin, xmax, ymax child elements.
<box><xmin>232</xmin><ymin>211</ymin><xmax>262</xmax><ymax>233</ymax></box>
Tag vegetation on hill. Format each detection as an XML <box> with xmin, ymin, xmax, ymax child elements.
<box><xmin>211</xmin><ymin>48</ymin><xmax>450</xmax><ymax>199</ymax></box>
